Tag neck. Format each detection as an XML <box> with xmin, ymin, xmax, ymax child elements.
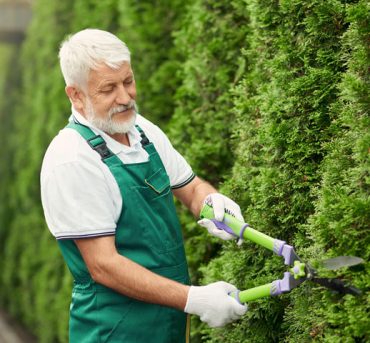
<box><xmin>109</xmin><ymin>132</ymin><xmax>130</xmax><ymax>146</ymax></box>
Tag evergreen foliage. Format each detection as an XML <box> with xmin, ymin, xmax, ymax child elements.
<box><xmin>169</xmin><ymin>0</ymin><xmax>250</xmax><ymax>183</ymax></box>
<box><xmin>0</xmin><ymin>43</ymin><xmax>19</xmax><ymax>293</ymax></box>
<box><xmin>291</xmin><ymin>2</ymin><xmax>370</xmax><ymax>341</ymax></box>
<box><xmin>0</xmin><ymin>43</ymin><xmax>16</xmax><ymax>238</ymax></box>
<box><xmin>197</xmin><ymin>1</ymin><xmax>369</xmax><ymax>342</ymax></box>
<box><xmin>0</xmin><ymin>0</ymin><xmax>368</xmax><ymax>342</ymax></box>
<box><xmin>1</xmin><ymin>2</ymin><xmax>75</xmax><ymax>341</ymax></box>
<box><xmin>115</xmin><ymin>0</ymin><xmax>188</xmax><ymax>127</ymax></box>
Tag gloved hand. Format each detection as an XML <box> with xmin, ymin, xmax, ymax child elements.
<box><xmin>198</xmin><ymin>193</ymin><xmax>244</xmax><ymax>241</ymax></box>
<box><xmin>184</xmin><ymin>281</ymin><xmax>247</xmax><ymax>328</ymax></box>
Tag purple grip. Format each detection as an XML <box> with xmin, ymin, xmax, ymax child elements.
<box><xmin>271</xmin><ymin>272</ymin><xmax>305</xmax><ymax>296</ymax></box>
<box><xmin>211</xmin><ymin>219</ymin><xmax>237</xmax><ymax>237</ymax></box>
<box><xmin>271</xmin><ymin>272</ymin><xmax>292</xmax><ymax>295</ymax></box>
<box><xmin>273</xmin><ymin>240</ymin><xmax>300</xmax><ymax>265</ymax></box>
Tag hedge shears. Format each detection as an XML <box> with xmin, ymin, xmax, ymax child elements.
<box><xmin>200</xmin><ymin>202</ymin><xmax>363</xmax><ymax>303</ymax></box>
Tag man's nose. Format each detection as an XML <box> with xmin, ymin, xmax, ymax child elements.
<box><xmin>116</xmin><ymin>84</ymin><xmax>131</xmax><ymax>104</ymax></box>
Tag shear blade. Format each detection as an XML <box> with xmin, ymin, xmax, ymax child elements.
<box><xmin>321</xmin><ymin>256</ymin><xmax>364</xmax><ymax>271</ymax></box>
<box><xmin>312</xmin><ymin>277</ymin><xmax>362</xmax><ymax>296</ymax></box>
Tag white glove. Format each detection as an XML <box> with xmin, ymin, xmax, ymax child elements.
<box><xmin>184</xmin><ymin>281</ymin><xmax>248</xmax><ymax>328</ymax></box>
<box><xmin>198</xmin><ymin>193</ymin><xmax>244</xmax><ymax>241</ymax></box>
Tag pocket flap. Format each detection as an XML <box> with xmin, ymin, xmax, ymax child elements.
<box><xmin>144</xmin><ymin>168</ymin><xmax>170</xmax><ymax>194</ymax></box>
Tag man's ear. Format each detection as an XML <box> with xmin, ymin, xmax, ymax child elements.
<box><xmin>65</xmin><ymin>86</ymin><xmax>85</xmax><ymax>114</ymax></box>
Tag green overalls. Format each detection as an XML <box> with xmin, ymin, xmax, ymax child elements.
<box><xmin>57</xmin><ymin>121</ymin><xmax>190</xmax><ymax>343</ymax></box>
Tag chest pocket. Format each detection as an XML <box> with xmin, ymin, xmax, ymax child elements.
<box><xmin>144</xmin><ymin>167</ymin><xmax>170</xmax><ymax>194</ymax></box>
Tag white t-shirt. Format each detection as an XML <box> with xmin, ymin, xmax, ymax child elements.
<box><xmin>40</xmin><ymin>109</ymin><xmax>195</xmax><ymax>239</ymax></box>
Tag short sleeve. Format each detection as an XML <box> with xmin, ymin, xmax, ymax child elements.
<box><xmin>41</xmin><ymin>160</ymin><xmax>117</xmax><ymax>239</ymax></box>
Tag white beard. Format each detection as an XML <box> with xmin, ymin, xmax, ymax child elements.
<box><xmin>85</xmin><ymin>98</ymin><xmax>137</xmax><ymax>134</ymax></box>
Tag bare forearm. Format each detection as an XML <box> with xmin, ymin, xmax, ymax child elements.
<box><xmin>174</xmin><ymin>177</ymin><xmax>217</xmax><ymax>217</ymax></box>
<box><xmin>91</xmin><ymin>253</ymin><xmax>189</xmax><ymax>310</ymax></box>
<box><xmin>189</xmin><ymin>181</ymin><xmax>216</xmax><ymax>216</ymax></box>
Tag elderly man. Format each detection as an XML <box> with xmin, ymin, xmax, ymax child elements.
<box><xmin>41</xmin><ymin>29</ymin><xmax>247</xmax><ymax>342</ymax></box>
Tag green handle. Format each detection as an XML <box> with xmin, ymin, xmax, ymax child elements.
<box><xmin>200</xmin><ymin>203</ymin><xmax>275</xmax><ymax>251</ymax></box>
<box><xmin>231</xmin><ymin>283</ymin><xmax>273</xmax><ymax>303</ymax></box>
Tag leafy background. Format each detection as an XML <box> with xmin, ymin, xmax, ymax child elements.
<box><xmin>0</xmin><ymin>0</ymin><xmax>368</xmax><ymax>342</ymax></box>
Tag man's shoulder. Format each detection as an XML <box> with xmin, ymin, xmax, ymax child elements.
<box><xmin>44</xmin><ymin>128</ymin><xmax>84</xmax><ymax>162</ymax></box>
<box><xmin>41</xmin><ymin>126</ymin><xmax>100</xmax><ymax>176</ymax></box>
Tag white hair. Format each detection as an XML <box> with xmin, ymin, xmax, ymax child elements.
<box><xmin>59</xmin><ymin>29</ymin><xmax>131</xmax><ymax>89</ymax></box>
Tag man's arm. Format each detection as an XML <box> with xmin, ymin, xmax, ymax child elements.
<box><xmin>74</xmin><ymin>235</ymin><xmax>246</xmax><ymax>328</ymax></box>
<box><xmin>74</xmin><ymin>236</ymin><xmax>189</xmax><ymax>310</ymax></box>
<box><xmin>172</xmin><ymin>176</ymin><xmax>217</xmax><ymax>217</ymax></box>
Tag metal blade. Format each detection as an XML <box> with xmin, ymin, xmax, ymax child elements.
<box><xmin>312</xmin><ymin>277</ymin><xmax>362</xmax><ymax>296</ymax></box>
<box><xmin>321</xmin><ymin>256</ymin><xmax>364</xmax><ymax>271</ymax></box>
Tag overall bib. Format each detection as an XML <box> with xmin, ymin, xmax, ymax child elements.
<box><xmin>57</xmin><ymin>122</ymin><xmax>190</xmax><ymax>343</ymax></box>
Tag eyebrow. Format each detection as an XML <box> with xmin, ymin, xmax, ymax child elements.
<box><xmin>97</xmin><ymin>74</ymin><xmax>134</xmax><ymax>88</ymax></box>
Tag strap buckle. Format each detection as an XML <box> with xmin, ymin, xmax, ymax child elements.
<box><xmin>87</xmin><ymin>135</ymin><xmax>114</xmax><ymax>160</ymax></box>
<box><xmin>135</xmin><ymin>124</ymin><xmax>150</xmax><ymax>146</ymax></box>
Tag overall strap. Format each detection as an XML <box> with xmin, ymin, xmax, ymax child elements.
<box><xmin>66</xmin><ymin>121</ymin><xmax>157</xmax><ymax>167</ymax></box>
<box><xmin>135</xmin><ymin>124</ymin><xmax>150</xmax><ymax>147</ymax></box>
<box><xmin>66</xmin><ymin>121</ymin><xmax>117</xmax><ymax>162</ymax></box>
<box><xmin>135</xmin><ymin>124</ymin><xmax>159</xmax><ymax>157</ymax></box>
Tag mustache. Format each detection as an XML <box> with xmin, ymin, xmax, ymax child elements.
<box><xmin>109</xmin><ymin>100</ymin><xmax>137</xmax><ymax>117</ymax></box>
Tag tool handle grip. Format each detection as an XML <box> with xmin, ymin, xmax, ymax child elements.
<box><xmin>200</xmin><ymin>203</ymin><xmax>275</xmax><ymax>251</ymax></box>
<box><xmin>230</xmin><ymin>284</ymin><xmax>273</xmax><ymax>303</ymax></box>
<box><xmin>229</xmin><ymin>271</ymin><xmax>303</xmax><ymax>303</ymax></box>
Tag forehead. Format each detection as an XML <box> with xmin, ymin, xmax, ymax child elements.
<box><xmin>88</xmin><ymin>62</ymin><xmax>133</xmax><ymax>87</ymax></box>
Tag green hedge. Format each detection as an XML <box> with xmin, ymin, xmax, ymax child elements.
<box><xmin>195</xmin><ymin>1</ymin><xmax>369</xmax><ymax>342</ymax></box>
<box><xmin>0</xmin><ymin>0</ymin><xmax>368</xmax><ymax>342</ymax></box>
<box><xmin>1</xmin><ymin>2</ymin><xmax>75</xmax><ymax>342</ymax></box>
<box><xmin>0</xmin><ymin>43</ymin><xmax>17</xmax><ymax>247</ymax></box>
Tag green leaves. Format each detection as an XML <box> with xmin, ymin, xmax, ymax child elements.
<box><xmin>182</xmin><ymin>0</ymin><xmax>369</xmax><ymax>342</ymax></box>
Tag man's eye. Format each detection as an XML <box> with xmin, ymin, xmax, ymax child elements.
<box><xmin>124</xmin><ymin>79</ymin><xmax>133</xmax><ymax>84</ymax></box>
<box><xmin>101</xmin><ymin>88</ymin><xmax>113</xmax><ymax>93</ymax></box>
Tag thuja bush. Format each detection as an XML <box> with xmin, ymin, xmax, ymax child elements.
<box><xmin>0</xmin><ymin>43</ymin><xmax>18</xmax><ymax>259</ymax></box>
<box><xmin>169</xmin><ymin>0</ymin><xmax>250</xmax><ymax>184</ymax></box>
<box><xmin>1</xmin><ymin>1</ymin><xmax>75</xmax><ymax>341</ymax></box>
<box><xmin>283</xmin><ymin>2</ymin><xmax>369</xmax><ymax>341</ymax></box>
<box><xmin>196</xmin><ymin>0</ymin><xmax>368</xmax><ymax>342</ymax></box>
<box><xmin>115</xmin><ymin>0</ymin><xmax>189</xmax><ymax>127</ymax></box>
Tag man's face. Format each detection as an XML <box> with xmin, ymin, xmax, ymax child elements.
<box><xmin>83</xmin><ymin>62</ymin><xmax>137</xmax><ymax>134</ymax></box>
